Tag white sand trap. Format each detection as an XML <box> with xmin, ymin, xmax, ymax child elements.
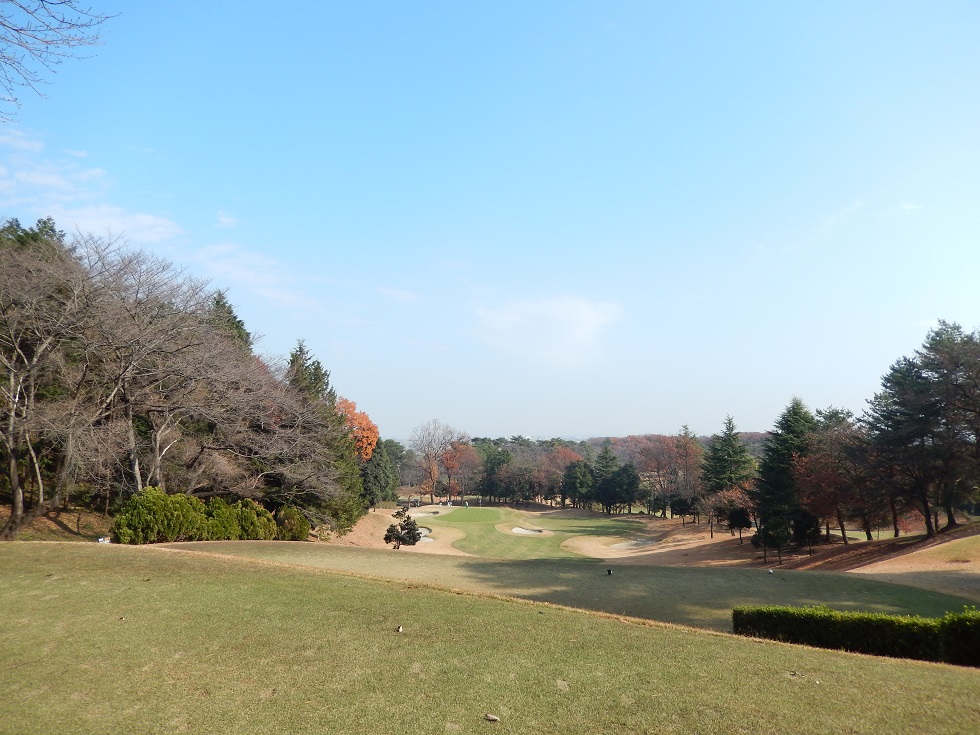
<box><xmin>418</xmin><ymin>527</ymin><xmax>432</xmax><ymax>536</ymax></box>
<box><xmin>610</xmin><ymin>539</ymin><xmax>658</xmax><ymax>550</ymax></box>
<box><xmin>512</xmin><ymin>527</ymin><xmax>545</xmax><ymax>535</ymax></box>
<box><xmin>417</xmin><ymin>537</ymin><xmax>434</xmax><ymax>542</ymax></box>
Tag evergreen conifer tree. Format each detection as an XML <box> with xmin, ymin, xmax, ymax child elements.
<box><xmin>753</xmin><ymin>398</ymin><xmax>818</xmax><ymax>545</ymax></box>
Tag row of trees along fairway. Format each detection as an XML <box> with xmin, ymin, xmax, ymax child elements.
<box><xmin>0</xmin><ymin>218</ymin><xmax>395</xmax><ymax>540</ymax></box>
<box><xmin>396</xmin><ymin>323</ymin><xmax>977</xmax><ymax>558</ymax></box>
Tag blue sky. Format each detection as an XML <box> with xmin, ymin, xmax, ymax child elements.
<box><xmin>1</xmin><ymin>1</ymin><xmax>978</xmax><ymax>441</ymax></box>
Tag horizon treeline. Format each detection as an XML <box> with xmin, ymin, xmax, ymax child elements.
<box><xmin>393</xmin><ymin>326</ymin><xmax>978</xmax><ymax>546</ymax></box>
<box><xmin>4</xmin><ymin>219</ymin><xmax>977</xmax><ymax>548</ymax></box>
<box><xmin>0</xmin><ymin>218</ymin><xmax>397</xmax><ymax>540</ymax></box>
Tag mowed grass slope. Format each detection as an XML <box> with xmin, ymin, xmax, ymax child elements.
<box><xmin>180</xmin><ymin>541</ymin><xmax>974</xmax><ymax>632</ymax></box>
<box><xmin>2</xmin><ymin>544</ymin><xmax>978</xmax><ymax>735</ymax></box>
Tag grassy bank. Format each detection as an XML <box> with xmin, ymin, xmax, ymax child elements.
<box><xmin>2</xmin><ymin>543</ymin><xmax>976</xmax><ymax>735</ymax></box>
<box><xmin>177</xmin><ymin>540</ymin><xmax>975</xmax><ymax>632</ymax></box>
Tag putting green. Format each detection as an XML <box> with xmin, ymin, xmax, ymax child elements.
<box><xmin>425</xmin><ymin>506</ymin><xmax>646</xmax><ymax>559</ymax></box>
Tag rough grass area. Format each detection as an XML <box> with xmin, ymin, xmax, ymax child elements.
<box><xmin>2</xmin><ymin>543</ymin><xmax>978</xmax><ymax>735</ymax></box>
<box><xmin>422</xmin><ymin>506</ymin><xmax>645</xmax><ymax>559</ymax></box>
<box><xmin>168</xmin><ymin>541</ymin><xmax>974</xmax><ymax>632</ymax></box>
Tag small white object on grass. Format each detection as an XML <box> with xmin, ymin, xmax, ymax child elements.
<box><xmin>396</xmin><ymin>625</ymin><xmax>403</xmax><ymax>633</ymax></box>
<box><xmin>484</xmin><ymin>714</ymin><xmax>500</xmax><ymax>722</ymax></box>
<box><xmin>768</xmin><ymin>569</ymin><xmax>774</xmax><ymax>574</ymax></box>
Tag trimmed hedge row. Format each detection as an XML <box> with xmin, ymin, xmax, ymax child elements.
<box><xmin>732</xmin><ymin>604</ymin><xmax>980</xmax><ymax>667</ymax></box>
<box><xmin>111</xmin><ymin>486</ymin><xmax>306</xmax><ymax>544</ymax></box>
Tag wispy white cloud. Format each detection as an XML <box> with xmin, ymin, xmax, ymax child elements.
<box><xmin>216</xmin><ymin>210</ymin><xmax>238</xmax><ymax>228</ymax></box>
<box><xmin>14</xmin><ymin>170</ymin><xmax>73</xmax><ymax>190</ymax></box>
<box><xmin>50</xmin><ymin>204</ymin><xmax>183</xmax><ymax>243</ymax></box>
<box><xmin>191</xmin><ymin>242</ymin><xmax>320</xmax><ymax>311</ymax></box>
<box><xmin>0</xmin><ymin>128</ymin><xmax>181</xmax><ymax>245</ymax></box>
<box><xmin>0</xmin><ymin>130</ymin><xmax>44</xmax><ymax>152</ymax></box>
<box><xmin>475</xmin><ymin>295</ymin><xmax>622</xmax><ymax>368</ymax></box>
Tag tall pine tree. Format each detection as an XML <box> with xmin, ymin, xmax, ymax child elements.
<box><xmin>287</xmin><ymin>340</ymin><xmax>365</xmax><ymax>532</ymax></box>
<box><xmin>701</xmin><ymin>417</ymin><xmax>755</xmax><ymax>495</ymax></box>
<box><xmin>753</xmin><ymin>398</ymin><xmax>818</xmax><ymax>545</ymax></box>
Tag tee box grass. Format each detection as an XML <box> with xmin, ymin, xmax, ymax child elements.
<box><xmin>2</xmin><ymin>543</ymin><xmax>978</xmax><ymax>735</ymax></box>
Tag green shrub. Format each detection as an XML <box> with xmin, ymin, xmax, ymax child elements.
<box><xmin>940</xmin><ymin>607</ymin><xmax>980</xmax><ymax>667</ymax></box>
<box><xmin>733</xmin><ymin>605</ymin><xmax>980</xmax><ymax>667</ymax></box>
<box><xmin>276</xmin><ymin>506</ymin><xmax>311</xmax><ymax>541</ymax></box>
<box><xmin>161</xmin><ymin>494</ymin><xmax>205</xmax><ymax>542</ymax></box>
<box><xmin>236</xmin><ymin>499</ymin><xmax>278</xmax><ymax>540</ymax></box>
<box><xmin>112</xmin><ymin>487</ymin><xmax>206</xmax><ymax>544</ymax></box>
<box><xmin>204</xmin><ymin>497</ymin><xmax>241</xmax><ymax>540</ymax></box>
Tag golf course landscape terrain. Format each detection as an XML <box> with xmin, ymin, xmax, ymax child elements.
<box><xmin>2</xmin><ymin>505</ymin><xmax>978</xmax><ymax>734</ymax></box>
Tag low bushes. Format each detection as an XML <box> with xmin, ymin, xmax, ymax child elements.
<box><xmin>275</xmin><ymin>505</ymin><xmax>311</xmax><ymax>541</ymax></box>
<box><xmin>112</xmin><ymin>487</ymin><xmax>294</xmax><ymax>544</ymax></box>
<box><xmin>732</xmin><ymin>604</ymin><xmax>980</xmax><ymax>667</ymax></box>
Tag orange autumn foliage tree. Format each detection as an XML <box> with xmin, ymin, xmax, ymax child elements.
<box><xmin>336</xmin><ymin>397</ymin><xmax>379</xmax><ymax>462</ymax></box>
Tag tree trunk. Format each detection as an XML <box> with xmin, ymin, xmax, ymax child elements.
<box><xmin>122</xmin><ymin>385</ymin><xmax>143</xmax><ymax>492</ymax></box>
<box><xmin>835</xmin><ymin>507</ymin><xmax>849</xmax><ymax>546</ymax></box>
<box><xmin>1</xmin><ymin>451</ymin><xmax>69</xmax><ymax>540</ymax></box>
<box><xmin>4</xmin><ymin>441</ymin><xmax>24</xmax><ymax>537</ymax></box>
<box><xmin>944</xmin><ymin>503</ymin><xmax>958</xmax><ymax>529</ymax></box>
<box><xmin>921</xmin><ymin>497</ymin><xmax>935</xmax><ymax>536</ymax></box>
<box><xmin>890</xmin><ymin>494</ymin><xmax>900</xmax><ymax>538</ymax></box>
<box><xmin>862</xmin><ymin>515</ymin><xmax>873</xmax><ymax>541</ymax></box>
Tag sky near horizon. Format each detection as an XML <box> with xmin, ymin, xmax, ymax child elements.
<box><xmin>1</xmin><ymin>2</ymin><xmax>978</xmax><ymax>441</ymax></box>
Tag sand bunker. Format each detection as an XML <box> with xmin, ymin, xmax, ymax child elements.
<box><xmin>610</xmin><ymin>539</ymin><xmax>658</xmax><ymax>550</ymax></box>
<box><xmin>418</xmin><ymin>527</ymin><xmax>432</xmax><ymax>536</ymax></box>
<box><xmin>495</xmin><ymin>522</ymin><xmax>554</xmax><ymax>537</ymax></box>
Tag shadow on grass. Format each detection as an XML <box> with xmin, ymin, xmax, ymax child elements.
<box><xmin>175</xmin><ymin>542</ymin><xmax>975</xmax><ymax>633</ymax></box>
<box><xmin>852</xmin><ymin>569</ymin><xmax>980</xmax><ymax>604</ymax></box>
<box><xmin>453</xmin><ymin>558</ymin><xmax>976</xmax><ymax>632</ymax></box>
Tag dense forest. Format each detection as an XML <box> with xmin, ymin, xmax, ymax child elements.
<box><xmin>0</xmin><ymin>219</ymin><xmax>398</xmax><ymax>540</ymax></box>
<box><xmin>2</xmin><ymin>218</ymin><xmax>978</xmax><ymax>548</ymax></box>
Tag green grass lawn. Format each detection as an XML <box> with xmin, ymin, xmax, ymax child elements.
<box><xmin>2</xmin><ymin>543</ymin><xmax>977</xmax><ymax>735</ymax></box>
<box><xmin>174</xmin><ymin>541</ymin><xmax>974</xmax><ymax>632</ymax></box>
<box><xmin>422</xmin><ymin>506</ymin><xmax>647</xmax><ymax>559</ymax></box>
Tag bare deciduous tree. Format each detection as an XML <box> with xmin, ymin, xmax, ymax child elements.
<box><xmin>0</xmin><ymin>1</ymin><xmax>115</xmax><ymax>118</ymax></box>
<box><xmin>1</xmin><ymin>222</ymin><xmax>353</xmax><ymax>539</ymax></box>
<box><xmin>410</xmin><ymin>419</ymin><xmax>466</xmax><ymax>505</ymax></box>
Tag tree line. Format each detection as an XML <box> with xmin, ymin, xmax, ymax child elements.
<box><xmin>394</xmin><ymin>323</ymin><xmax>978</xmax><ymax>552</ymax></box>
<box><xmin>0</xmin><ymin>218</ymin><xmax>399</xmax><ymax>540</ymax></box>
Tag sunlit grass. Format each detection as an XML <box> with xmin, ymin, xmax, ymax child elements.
<box><xmin>177</xmin><ymin>541</ymin><xmax>974</xmax><ymax>632</ymax></box>
<box><xmin>1</xmin><ymin>543</ymin><xmax>977</xmax><ymax>735</ymax></box>
<box><xmin>424</xmin><ymin>506</ymin><xmax>647</xmax><ymax>559</ymax></box>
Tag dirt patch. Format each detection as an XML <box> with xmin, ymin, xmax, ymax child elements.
<box><xmin>782</xmin><ymin>523</ymin><xmax>980</xmax><ymax>571</ymax></box>
<box><xmin>0</xmin><ymin>505</ymin><xmax>113</xmax><ymax>541</ymax></box>
<box><xmin>847</xmin><ymin>534</ymin><xmax>980</xmax><ymax>602</ymax></box>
